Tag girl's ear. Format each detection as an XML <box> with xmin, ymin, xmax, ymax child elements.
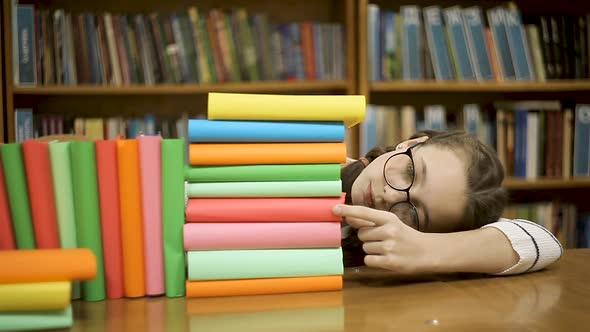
<box><xmin>395</xmin><ymin>136</ymin><xmax>430</xmax><ymax>151</ymax></box>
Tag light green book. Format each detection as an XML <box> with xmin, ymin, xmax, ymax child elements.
<box><xmin>187</xmin><ymin>248</ymin><xmax>343</xmax><ymax>280</ymax></box>
<box><xmin>0</xmin><ymin>306</ymin><xmax>73</xmax><ymax>331</ymax></box>
<box><xmin>186</xmin><ymin>180</ymin><xmax>342</xmax><ymax>198</ymax></box>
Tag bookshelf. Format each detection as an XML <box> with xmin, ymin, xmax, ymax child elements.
<box><xmin>2</xmin><ymin>0</ymin><xmax>358</xmax><ymax>152</ymax></box>
<box><xmin>370</xmin><ymin>80</ymin><xmax>590</xmax><ymax>92</ymax></box>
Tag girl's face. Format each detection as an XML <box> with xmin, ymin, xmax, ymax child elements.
<box><xmin>351</xmin><ymin>139</ymin><xmax>468</xmax><ymax>233</ymax></box>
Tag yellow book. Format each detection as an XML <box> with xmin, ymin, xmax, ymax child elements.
<box><xmin>207</xmin><ymin>93</ymin><xmax>366</xmax><ymax>128</ymax></box>
<box><xmin>0</xmin><ymin>282</ymin><xmax>71</xmax><ymax>312</ymax></box>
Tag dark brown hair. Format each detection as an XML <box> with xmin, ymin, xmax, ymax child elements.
<box><xmin>341</xmin><ymin>130</ymin><xmax>507</xmax><ymax>267</ymax></box>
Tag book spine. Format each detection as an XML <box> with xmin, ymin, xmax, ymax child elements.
<box><xmin>423</xmin><ymin>6</ymin><xmax>454</xmax><ymax>81</ymax></box>
<box><xmin>16</xmin><ymin>5</ymin><xmax>37</xmax><ymax>84</ymax></box>
<box><xmin>0</xmin><ymin>152</ymin><xmax>16</xmax><ymax>250</ymax></box>
<box><xmin>401</xmin><ymin>6</ymin><xmax>423</xmax><ymax>80</ymax></box>
<box><xmin>574</xmin><ymin>105</ymin><xmax>590</xmax><ymax>176</ymax></box>
<box><xmin>504</xmin><ymin>7</ymin><xmax>535</xmax><ymax>80</ymax></box>
<box><xmin>463</xmin><ymin>7</ymin><xmax>494</xmax><ymax>81</ymax></box>
<box><xmin>487</xmin><ymin>7</ymin><xmax>515</xmax><ymax>80</ymax></box>
<box><xmin>443</xmin><ymin>6</ymin><xmax>475</xmax><ymax>80</ymax></box>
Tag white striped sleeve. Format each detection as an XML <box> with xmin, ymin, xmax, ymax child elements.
<box><xmin>482</xmin><ymin>218</ymin><xmax>563</xmax><ymax>275</ymax></box>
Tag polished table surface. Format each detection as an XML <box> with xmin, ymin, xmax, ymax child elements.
<box><xmin>57</xmin><ymin>249</ymin><xmax>590</xmax><ymax>331</ymax></box>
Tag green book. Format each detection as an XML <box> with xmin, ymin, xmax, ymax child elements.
<box><xmin>223</xmin><ymin>12</ymin><xmax>242</xmax><ymax>82</ymax></box>
<box><xmin>184</xmin><ymin>164</ymin><xmax>340</xmax><ymax>182</ymax></box>
<box><xmin>235</xmin><ymin>8</ymin><xmax>259</xmax><ymax>81</ymax></box>
<box><xmin>0</xmin><ymin>306</ymin><xmax>73</xmax><ymax>332</ymax></box>
<box><xmin>70</xmin><ymin>141</ymin><xmax>105</xmax><ymax>301</ymax></box>
<box><xmin>1</xmin><ymin>144</ymin><xmax>35</xmax><ymax>249</ymax></box>
<box><xmin>48</xmin><ymin>142</ymin><xmax>81</xmax><ymax>299</ymax></box>
<box><xmin>187</xmin><ymin>248</ymin><xmax>343</xmax><ymax>280</ymax></box>
<box><xmin>185</xmin><ymin>180</ymin><xmax>342</xmax><ymax>198</ymax></box>
<box><xmin>162</xmin><ymin>139</ymin><xmax>186</xmax><ymax>297</ymax></box>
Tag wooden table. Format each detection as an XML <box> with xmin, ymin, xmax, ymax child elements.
<box><xmin>60</xmin><ymin>249</ymin><xmax>590</xmax><ymax>332</ymax></box>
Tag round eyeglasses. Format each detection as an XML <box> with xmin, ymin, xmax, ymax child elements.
<box><xmin>382</xmin><ymin>142</ymin><xmax>423</xmax><ymax>231</ymax></box>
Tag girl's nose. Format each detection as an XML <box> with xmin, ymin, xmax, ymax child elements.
<box><xmin>382</xmin><ymin>185</ymin><xmax>408</xmax><ymax>205</ymax></box>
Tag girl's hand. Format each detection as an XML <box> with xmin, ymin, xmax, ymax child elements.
<box><xmin>333</xmin><ymin>204</ymin><xmax>440</xmax><ymax>274</ymax></box>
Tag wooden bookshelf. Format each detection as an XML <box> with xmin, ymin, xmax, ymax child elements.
<box><xmin>370</xmin><ymin>80</ymin><xmax>590</xmax><ymax>93</ymax></box>
<box><xmin>2</xmin><ymin>0</ymin><xmax>358</xmax><ymax>154</ymax></box>
<box><xmin>503</xmin><ymin>178</ymin><xmax>590</xmax><ymax>190</ymax></box>
<box><xmin>13</xmin><ymin>81</ymin><xmax>351</xmax><ymax>95</ymax></box>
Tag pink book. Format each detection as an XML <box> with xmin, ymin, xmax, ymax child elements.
<box><xmin>137</xmin><ymin>136</ymin><xmax>165</xmax><ymax>296</ymax></box>
<box><xmin>183</xmin><ymin>222</ymin><xmax>341</xmax><ymax>250</ymax></box>
<box><xmin>185</xmin><ymin>194</ymin><xmax>345</xmax><ymax>223</ymax></box>
<box><xmin>95</xmin><ymin>140</ymin><xmax>124</xmax><ymax>299</ymax></box>
<box><xmin>0</xmin><ymin>152</ymin><xmax>16</xmax><ymax>250</ymax></box>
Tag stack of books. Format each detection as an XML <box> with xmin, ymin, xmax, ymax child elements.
<box><xmin>183</xmin><ymin>92</ymin><xmax>365</xmax><ymax>297</ymax></box>
<box><xmin>0</xmin><ymin>249</ymin><xmax>96</xmax><ymax>331</ymax></box>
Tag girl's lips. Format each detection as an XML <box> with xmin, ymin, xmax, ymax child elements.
<box><xmin>364</xmin><ymin>182</ymin><xmax>374</xmax><ymax>208</ymax></box>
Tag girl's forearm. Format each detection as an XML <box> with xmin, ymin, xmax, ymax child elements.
<box><xmin>427</xmin><ymin>228</ymin><xmax>519</xmax><ymax>274</ymax></box>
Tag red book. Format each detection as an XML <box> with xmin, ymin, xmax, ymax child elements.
<box><xmin>22</xmin><ymin>140</ymin><xmax>60</xmax><ymax>248</ymax></box>
<box><xmin>96</xmin><ymin>140</ymin><xmax>124</xmax><ymax>299</ymax></box>
<box><xmin>0</xmin><ymin>149</ymin><xmax>16</xmax><ymax>250</ymax></box>
<box><xmin>301</xmin><ymin>22</ymin><xmax>316</xmax><ymax>80</ymax></box>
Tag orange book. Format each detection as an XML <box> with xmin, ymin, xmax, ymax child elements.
<box><xmin>301</xmin><ymin>22</ymin><xmax>316</xmax><ymax>80</ymax></box>
<box><xmin>21</xmin><ymin>140</ymin><xmax>60</xmax><ymax>248</ymax></box>
<box><xmin>116</xmin><ymin>139</ymin><xmax>145</xmax><ymax>297</ymax></box>
<box><xmin>185</xmin><ymin>275</ymin><xmax>342</xmax><ymax>298</ymax></box>
<box><xmin>186</xmin><ymin>290</ymin><xmax>342</xmax><ymax>314</ymax></box>
<box><xmin>96</xmin><ymin>140</ymin><xmax>124</xmax><ymax>299</ymax></box>
<box><xmin>0</xmin><ymin>149</ymin><xmax>16</xmax><ymax>250</ymax></box>
<box><xmin>485</xmin><ymin>28</ymin><xmax>502</xmax><ymax>82</ymax></box>
<box><xmin>189</xmin><ymin>143</ymin><xmax>347</xmax><ymax>165</ymax></box>
<box><xmin>0</xmin><ymin>248</ymin><xmax>96</xmax><ymax>283</ymax></box>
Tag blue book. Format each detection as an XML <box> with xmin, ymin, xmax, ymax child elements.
<box><xmin>574</xmin><ymin>105</ymin><xmax>590</xmax><ymax>177</ymax></box>
<box><xmin>360</xmin><ymin>106</ymin><xmax>377</xmax><ymax>156</ymax></box>
<box><xmin>401</xmin><ymin>6</ymin><xmax>423</xmax><ymax>80</ymax></box>
<box><xmin>367</xmin><ymin>4</ymin><xmax>380</xmax><ymax>81</ymax></box>
<box><xmin>577</xmin><ymin>213</ymin><xmax>590</xmax><ymax>248</ymax></box>
<box><xmin>423</xmin><ymin>6</ymin><xmax>454</xmax><ymax>81</ymax></box>
<box><xmin>188</xmin><ymin>120</ymin><xmax>345</xmax><ymax>143</ymax></box>
<box><xmin>279</xmin><ymin>24</ymin><xmax>296</xmax><ymax>80</ymax></box>
<box><xmin>313</xmin><ymin>24</ymin><xmax>324</xmax><ymax>80</ymax></box>
<box><xmin>290</xmin><ymin>23</ymin><xmax>305</xmax><ymax>81</ymax></box>
<box><xmin>487</xmin><ymin>8</ymin><xmax>515</xmax><ymax>80</ymax></box>
<box><xmin>84</xmin><ymin>14</ymin><xmax>102</xmax><ymax>84</ymax></box>
<box><xmin>16</xmin><ymin>5</ymin><xmax>36</xmax><ymax>84</ymax></box>
<box><xmin>15</xmin><ymin>108</ymin><xmax>34</xmax><ymax>142</ymax></box>
<box><xmin>514</xmin><ymin>110</ymin><xmax>528</xmax><ymax>178</ymax></box>
<box><xmin>463</xmin><ymin>104</ymin><xmax>480</xmax><ymax>135</ymax></box>
<box><xmin>504</xmin><ymin>7</ymin><xmax>535</xmax><ymax>80</ymax></box>
<box><xmin>443</xmin><ymin>6</ymin><xmax>475</xmax><ymax>80</ymax></box>
<box><xmin>462</xmin><ymin>7</ymin><xmax>494</xmax><ymax>81</ymax></box>
<box><xmin>382</xmin><ymin>11</ymin><xmax>397</xmax><ymax>80</ymax></box>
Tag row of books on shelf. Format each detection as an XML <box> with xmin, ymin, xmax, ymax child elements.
<box><xmin>361</xmin><ymin>102</ymin><xmax>590</xmax><ymax>179</ymax></box>
<box><xmin>14</xmin><ymin>109</ymin><xmax>192</xmax><ymax>141</ymax></box>
<box><xmin>503</xmin><ymin>202</ymin><xmax>590</xmax><ymax>249</ymax></box>
<box><xmin>13</xmin><ymin>5</ymin><xmax>345</xmax><ymax>86</ymax></box>
<box><xmin>368</xmin><ymin>3</ymin><xmax>589</xmax><ymax>82</ymax></box>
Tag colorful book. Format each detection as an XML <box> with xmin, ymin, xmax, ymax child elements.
<box><xmin>189</xmin><ymin>142</ymin><xmax>347</xmax><ymax>165</ymax></box>
<box><xmin>161</xmin><ymin>139</ymin><xmax>186</xmax><ymax>297</ymax></box>
<box><xmin>187</xmin><ymin>248</ymin><xmax>343</xmax><ymax>280</ymax></box>
<box><xmin>188</xmin><ymin>120</ymin><xmax>345</xmax><ymax>143</ymax></box>
<box><xmin>184</xmin><ymin>164</ymin><xmax>341</xmax><ymax>182</ymax></box>
<box><xmin>70</xmin><ymin>141</ymin><xmax>106</xmax><ymax>301</ymax></box>
<box><xmin>0</xmin><ymin>282</ymin><xmax>70</xmax><ymax>311</ymax></box>
<box><xmin>0</xmin><ymin>148</ymin><xmax>16</xmax><ymax>250</ymax></box>
<box><xmin>183</xmin><ymin>222</ymin><xmax>341</xmax><ymax>250</ymax></box>
<box><xmin>0</xmin><ymin>306</ymin><xmax>73</xmax><ymax>331</ymax></box>
<box><xmin>22</xmin><ymin>141</ymin><xmax>60</xmax><ymax>248</ymax></box>
<box><xmin>207</xmin><ymin>93</ymin><xmax>365</xmax><ymax>128</ymax></box>
<box><xmin>1</xmin><ymin>144</ymin><xmax>35</xmax><ymax>249</ymax></box>
<box><xmin>185</xmin><ymin>275</ymin><xmax>342</xmax><ymax>298</ymax></box>
<box><xmin>185</xmin><ymin>180</ymin><xmax>342</xmax><ymax>198</ymax></box>
<box><xmin>116</xmin><ymin>139</ymin><xmax>146</xmax><ymax>298</ymax></box>
<box><xmin>423</xmin><ymin>6</ymin><xmax>454</xmax><ymax>81</ymax></box>
<box><xmin>137</xmin><ymin>136</ymin><xmax>165</xmax><ymax>296</ymax></box>
<box><xmin>186</xmin><ymin>194</ymin><xmax>344</xmax><ymax>223</ymax></box>
<box><xmin>48</xmin><ymin>142</ymin><xmax>80</xmax><ymax>299</ymax></box>
<box><xmin>95</xmin><ymin>140</ymin><xmax>124</xmax><ymax>299</ymax></box>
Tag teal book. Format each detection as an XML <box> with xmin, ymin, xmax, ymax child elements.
<box><xmin>462</xmin><ymin>7</ymin><xmax>494</xmax><ymax>81</ymax></box>
<box><xmin>443</xmin><ymin>6</ymin><xmax>475</xmax><ymax>80</ymax></box>
<box><xmin>401</xmin><ymin>6</ymin><xmax>423</xmax><ymax>80</ymax></box>
<box><xmin>487</xmin><ymin>7</ymin><xmax>515</xmax><ymax>80</ymax></box>
<box><xmin>504</xmin><ymin>7</ymin><xmax>535</xmax><ymax>80</ymax></box>
<box><xmin>574</xmin><ymin>105</ymin><xmax>590</xmax><ymax>176</ymax></box>
<box><xmin>187</xmin><ymin>248</ymin><xmax>343</xmax><ymax>280</ymax></box>
<box><xmin>423</xmin><ymin>6</ymin><xmax>454</xmax><ymax>81</ymax></box>
<box><xmin>70</xmin><ymin>141</ymin><xmax>106</xmax><ymax>301</ymax></box>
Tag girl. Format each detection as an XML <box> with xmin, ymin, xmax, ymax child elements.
<box><xmin>335</xmin><ymin>131</ymin><xmax>562</xmax><ymax>275</ymax></box>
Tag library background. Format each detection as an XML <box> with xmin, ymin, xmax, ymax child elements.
<box><xmin>2</xmin><ymin>0</ymin><xmax>590</xmax><ymax>249</ymax></box>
